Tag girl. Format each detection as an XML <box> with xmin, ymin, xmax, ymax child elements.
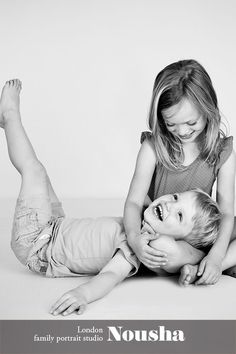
<box><xmin>124</xmin><ymin>59</ymin><xmax>236</xmax><ymax>285</ymax></box>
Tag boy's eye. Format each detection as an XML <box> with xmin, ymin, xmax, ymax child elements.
<box><xmin>178</xmin><ymin>212</ymin><xmax>183</xmax><ymax>222</ymax></box>
<box><xmin>173</xmin><ymin>194</ymin><xmax>178</xmax><ymax>201</ymax></box>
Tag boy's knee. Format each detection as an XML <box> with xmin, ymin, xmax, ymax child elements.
<box><xmin>23</xmin><ymin>160</ymin><xmax>47</xmax><ymax>179</ymax></box>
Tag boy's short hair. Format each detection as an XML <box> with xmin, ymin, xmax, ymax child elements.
<box><xmin>185</xmin><ymin>189</ymin><xmax>222</xmax><ymax>249</ymax></box>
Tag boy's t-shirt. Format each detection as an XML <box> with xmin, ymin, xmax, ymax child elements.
<box><xmin>45</xmin><ymin>216</ymin><xmax>139</xmax><ymax>278</ymax></box>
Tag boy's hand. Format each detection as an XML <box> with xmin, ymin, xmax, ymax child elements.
<box><xmin>131</xmin><ymin>232</ymin><xmax>168</xmax><ymax>269</ymax></box>
<box><xmin>195</xmin><ymin>254</ymin><xmax>222</xmax><ymax>285</ymax></box>
<box><xmin>50</xmin><ymin>288</ymin><xmax>87</xmax><ymax>316</ymax></box>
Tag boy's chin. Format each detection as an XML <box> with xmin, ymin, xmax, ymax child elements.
<box><xmin>141</xmin><ymin>221</ymin><xmax>156</xmax><ymax>234</ymax></box>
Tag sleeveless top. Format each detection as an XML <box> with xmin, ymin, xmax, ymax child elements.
<box><xmin>141</xmin><ymin>132</ymin><xmax>233</xmax><ymax>200</ymax></box>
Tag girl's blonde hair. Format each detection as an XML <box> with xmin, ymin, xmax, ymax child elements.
<box><xmin>185</xmin><ymin>189</ymin><xmax>222</xmax><ymax>249</ymax></box>
<box><xmin>148</xmin><ymin>59</ymin><xmax>226</xmax><ymax>170</ymax></box>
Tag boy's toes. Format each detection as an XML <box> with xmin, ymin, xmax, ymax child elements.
<box><xmin>5</xmin><ymin>79</ymin><xmax>21</xmax><ymax>89</ymax></box>
<box><xmin>12</xmin><ymin>79</ymin><xmax>19</xmax><ymax>87</ymax></box>
<box><xmin>16</xmin><ymin>80</ymin><xmax>22</xmax><ymax>90</ymax></box>
<box><xmin>6</xmin><ymin>80</ymin><xmax>14</xmax><ymax>87</ymax></box>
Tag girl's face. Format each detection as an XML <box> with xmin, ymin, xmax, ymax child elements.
<box><xmin>143</xmin><ymin>191</ymin><xmax>196</xmax><ymax>238</ymax></box>
<box><xmin>162</xmin><ymin>98</ymin><xmax>206</xmax><ymax>144</ymax></box>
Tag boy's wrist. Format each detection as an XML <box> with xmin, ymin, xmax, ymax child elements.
<box><xmin>75</xmin><ymin>285</ymin><xmax>89</xmax><ymax>303</ymax></box>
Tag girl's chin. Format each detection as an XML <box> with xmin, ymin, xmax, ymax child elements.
<box><xmin>178</xmin><ymin>133</ymin><xmax>195</xmax><ymax>142</ymax></box>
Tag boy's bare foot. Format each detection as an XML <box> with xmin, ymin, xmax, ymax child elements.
<box><xmin>179</xmin><ymin>264</ymin><xmax>199</xmax><ymax>286</ymax></box>
<box><xmin>0</xmin><ymin>79</ymin><xmax>22</xmax><ymax>128</ymax></box>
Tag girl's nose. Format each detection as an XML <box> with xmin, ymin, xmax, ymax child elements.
<box><xmin>176</xmin><ymin>125</ymin><xmax>190</xmax><ymax>136</ymax></box>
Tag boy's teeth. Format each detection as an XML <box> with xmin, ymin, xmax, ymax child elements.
<box><xmin>155</xmin><ymin>204</ymin><xmax>163</xmax><ymax>221</ymax></box>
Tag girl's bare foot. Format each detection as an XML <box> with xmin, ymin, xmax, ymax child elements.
<box><xmin>0</xmin><ymin>79</ymin><xmax>22</xmax><ymax>128</ymax></box>
<box><xmin>179</xmin><ymin>264</ymin><xmax>199</xmax><ymax>286</ymax></box>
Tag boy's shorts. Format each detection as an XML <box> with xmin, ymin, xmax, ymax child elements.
<box><xmin>11</xmin><ymin>195</ymin><xmax>65</xmax><ymax>275</ymax></box>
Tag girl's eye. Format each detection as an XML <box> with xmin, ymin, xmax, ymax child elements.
<box><xmin>166</xmin><ymin>123</ymin><xmax>175</xmax><ymax>128</ymax></box>
<box><xmin>178</xmin><ymin>212</ymin><xmax>183</xmax><ymax>222</ymax></box>
<box><xmin>187</xmin><ymin>121</ymin><xmax>197</xmax><ymax>126</ymax></box>
<box><xmin>173</xmin><ymin>194</ymin><xmax>178</xmax><ymax>201</ymax></box>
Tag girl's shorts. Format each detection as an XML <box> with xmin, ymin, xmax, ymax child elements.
<box><xmin>11</xmin><ymin>195</ymin><xmax>65</xmax><ymax>275</ymax></box>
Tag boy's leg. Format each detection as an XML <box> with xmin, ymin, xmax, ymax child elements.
<box><xmin>1</xmin><ymin>80</ymin><xmax>63</xmax><ymax>269</ymax></box>
<box><xmin>1</xmin><ymin>79</ymin><xmax>59</xmax><ymax>203</ymax></box>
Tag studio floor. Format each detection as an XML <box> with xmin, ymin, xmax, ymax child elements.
<box><xmin>1</xmin><ymin>198</ymin><xmax>236</xmax><ymax>320</ymax></box>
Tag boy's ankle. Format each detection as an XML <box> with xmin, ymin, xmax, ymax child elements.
<box><xmin>3</xmin><ymin>109</ymin><xmax>21</xmax><ymax>122</ymax></box>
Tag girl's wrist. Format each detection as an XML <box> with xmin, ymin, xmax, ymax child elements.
<box><xmin>208</xmin><ymin>247</ymin><xmax>225</xmax><ymax>261</ymax></box>
<box><xmin>127</xmin><ymin>231</ymin><xmax>139</xmax><ymax>246</ymax></box>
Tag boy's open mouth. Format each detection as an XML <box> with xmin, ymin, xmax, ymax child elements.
<box><xmin>154</xmin><ymin>204</ymin><xmax>163</xmax><ymax>221</ymax></box>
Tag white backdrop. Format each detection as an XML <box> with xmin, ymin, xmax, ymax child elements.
<box><xmin>0</xmin><ymin>0</ymin><xmax>235</xmax><ymax>199</ymax></box>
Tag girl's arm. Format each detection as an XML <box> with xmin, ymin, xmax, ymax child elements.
<box><xmin>50</xmin><ymin>251</ymin><xmax>133</xmax><ymax>316</ymax></box>
<box><xmin>123</xmin><ymin>140</ymin><xmax>168</xmax><ymax>268</ymax></box>
<box><xmin>196</xmin><ymin>149</ymin><xmax>236</xmax><ymax>285</ymax></box>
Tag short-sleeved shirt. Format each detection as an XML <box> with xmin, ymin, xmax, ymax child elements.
<box><xmin>141</xmin><ymin>132</ymin><xmax>233</xmax><ymax>200</ymax></box>
<box><xmin>45</xmin><ymin>216</ymin><xmax>139</xmax><ymax>278</ymax></box>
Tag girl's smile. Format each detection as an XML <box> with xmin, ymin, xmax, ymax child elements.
<box><xmin>162</xmin><ymin>98</ymin><xmax>206</xmax><ymax>144</ymax></box>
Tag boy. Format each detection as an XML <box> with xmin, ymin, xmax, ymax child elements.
<box><xmin>1</xmin><ymin>80</ymin><xmax>221</xmax><ymax>316</ymax></box>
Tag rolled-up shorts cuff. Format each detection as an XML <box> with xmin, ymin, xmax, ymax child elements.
<box><xmin>11</xmin><ymin>195</ymin><xmax>65</xmax><ymax>274</ymax></box>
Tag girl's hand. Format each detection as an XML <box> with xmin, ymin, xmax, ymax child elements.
<box><xmin>131</xmin><ymin>232</ymin><xmax>168</xmax><ymax>269</ymax></box>
<box><xmin>195</xmin><ymin>254</ymin><xmax>223</xmax><ymax>285</ymax></box>
<box><xmin>50</xmin><ymin>288</ymin><xmax>87</xmax><ymax>316</ymax></box>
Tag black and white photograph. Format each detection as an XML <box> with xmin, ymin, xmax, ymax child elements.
<box><xmin>0</xmin><ymin>0</ymin><xmax>235</xmax><ymax>353</ymax></box>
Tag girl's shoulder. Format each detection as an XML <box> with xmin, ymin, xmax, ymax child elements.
<box><xmin>216</xmin><ymin>136</ymin><xmax>233</xmax><ymax>171</ymax></box>
<box><xmin>140</xmin><ymin>131</ymin><xmax>154</xmax><ymax>144</ymax></box>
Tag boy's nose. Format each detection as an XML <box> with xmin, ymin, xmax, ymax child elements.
<box><xmin>165</xmin><ymin>201</ymin><xmax>178</xmax><ymax>213</ymax></box>
<box><xmin>165</xmin><ymin>201</ymin><xmax>174</xmax><ymax>211</ymax></box>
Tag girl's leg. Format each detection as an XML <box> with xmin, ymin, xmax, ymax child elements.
<box><xmin>0</xmin><ymin>79</ymin><xmax>59</xmax><ymax>202</ymax></box>
<box><xmin>179</xmin><ymin>217</ymin><xmax>236</xmax><ymax>284</ymax></box>
<box><xmin>221</xmin><ymin>218</ymin><xmax>236</xmax><ymax>276</ymax></box>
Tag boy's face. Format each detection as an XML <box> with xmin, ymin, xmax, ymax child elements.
<box><xmin>143</xmin><ymin>191</ymin><xmax>196</xmax><ymax>239</ymax></box>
